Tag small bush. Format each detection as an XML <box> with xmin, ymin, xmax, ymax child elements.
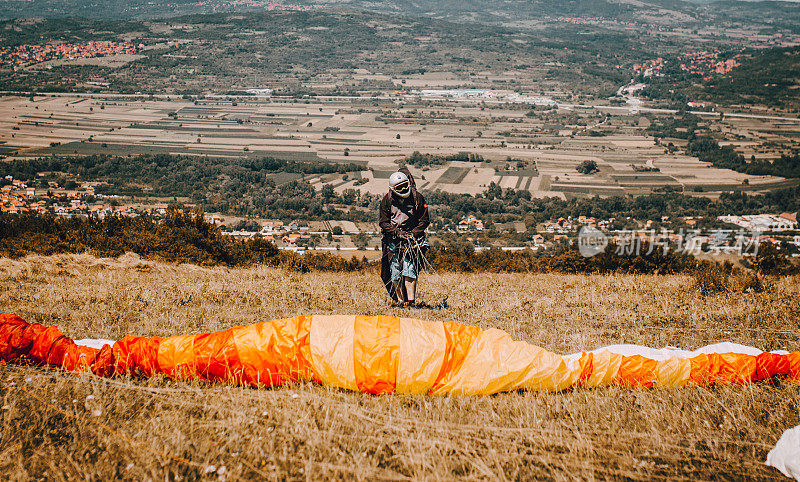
<box><xmin>692</xmin><ymin>263</ymin><xmax>730</xmax><ymax>295</ymax></box>
<box><xmin>692</xmin><ymin>262</ymin><xmax>767</xmax><ymax>295</ymax></box>
<box><xmin>730</xmin><ymin>270</ymin><xmax>765</xmax><ymax>293</ymax></box>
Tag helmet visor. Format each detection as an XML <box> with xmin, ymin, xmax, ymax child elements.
<box><xmin>391</xmin><ymin>180</ymin><xmax>410</xmax><ymax>197</ymax></box>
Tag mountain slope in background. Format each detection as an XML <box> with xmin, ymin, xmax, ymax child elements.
<box><xmin>335</xmin><ymin>0</ymin><xmax>699</xmax><ymax>25</ymax></box>
<box><xmin>0</xmin><ymin>0</ymin><xmax>798</xmax><ymax>31</ymax></box>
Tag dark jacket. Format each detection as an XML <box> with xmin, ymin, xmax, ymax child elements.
<box><xmin>378</xmin><ymin>168</ymin><xmax>429</xmax><ymax>239</ymax></box>
<box><xmin>378</xmin><ymin>190</ymin><xmax>429</xmax><ymax>239</ymax></box>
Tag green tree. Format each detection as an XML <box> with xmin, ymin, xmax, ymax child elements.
<box><xmin>576</xmin><ymin>160</ymin><xmax>598</xmax><ymax>174</ymax></box>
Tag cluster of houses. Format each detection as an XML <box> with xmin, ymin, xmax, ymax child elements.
<box><xmin>717</xmin><ymin>213</ymin><xmax>798</xmax><ymax>232</ymax></box>
<box><xmin>528</xmin><ymin>213</ymin><xmax>800</xmax><ymax>255</ymax></box>
<box><xmin>457</xmin><ymin>215</ymin><xmax>484</xmax><ymax>232</ymax></box>
<box><xmin>49</xmin><ymin>202</ymin><xmax>168</xmax><ymax>219</ymax></box>
<box><xmin>540</xmin><ymin>216</ymin><xmax>615</xmax><ymax>234</ymax></box>
<box><xmin>214</xmin><ymin>1</ymin><xmax>323</xmax><ymax>11</ymax></box>
<box><xmin>605</xmin><ymin>229</ymin><xmax>800</xmax><ymax>255</ymax></box>
<box><xmin>1</xmin><ymin>177</ymin><xmax>37</xmax><ymax>214</ymax></box>
<box><xmin>678</xmin><ymin>51</ymin><xmax>750</xmax><ymax>79</ymax></box>
<box><xmin>629</xmin><ymin>50</ymin><xmax>749</xmax><ymax>85</ymax></box>
<box><xmin>209</xmin><ymin>216</ymin><xmax>377</xmax><ymax>250</ymax></box>
<box><xmin>1</xmin><ymin>176</ymin><xmax>170</xmax><ymax>217</ymax></box>
<box><xmin>0</xmin><ymin>41</ymin><xmax>137</xmax><ymax>67</ymax></box>
<box><xmin>209</xmin><ymin>210</ymin><xmax>800</xmax><ymax>255</ymax></box>
<box><xmin>223</xmin><ymin>220</ymin><xmax>315</xmax><ymax>246</ymax></box>
<box><xmin>632</xmin><ymin>57</ymin><xmax>665</xmax><ymax>78</ymax></box>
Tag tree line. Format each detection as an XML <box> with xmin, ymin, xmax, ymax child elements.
<box><xmin>0</xmin><ymin>154</ymin><xmax>373</xmax><ymax>221</ymax></box>
<box><xmin>1</xmin><ymin>212</ymin><xmax>795</xmax><ymax>276</ymax></box>
<box><xmin>428</xmin><ymin>184</ymin><xmax>800</xmax><ymax>226</ymax></box>
<box><xmin>4</xmin><ymin>152</ymin><xmax>800</xmax><ymax>227</ymax></box>
<box><xmin>687</xmin><ymin>137</ymin><xmax>800</xmax><ymax>178</ymax></box>
<box><xmin>401</xmin><ymin>151</ymin><xmax>485</xmax><ymax>168</ymax></box>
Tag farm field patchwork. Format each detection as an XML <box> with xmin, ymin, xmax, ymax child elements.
<box><xmin>2</xmin><ymin>94</ymin><xmax>796</xmax><ymax>200</ymax></box>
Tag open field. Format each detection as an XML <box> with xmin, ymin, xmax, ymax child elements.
<box><xmin>3</xmin><ymin>93</ymin><xmax>798</xmax><ymax>200</ymax></box>
<box><xmin>1</xmin><ymin>253</ymin><xmax>799</xmax><ymax>479</ymax></box>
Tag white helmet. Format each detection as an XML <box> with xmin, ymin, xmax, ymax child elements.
<box><xmin>389</xmin><ymin>171</ymin><xmax>411</xmax><ymax>198</ymax></box>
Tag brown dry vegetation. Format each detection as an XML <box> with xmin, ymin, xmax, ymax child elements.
<box><xmin>1</xmin><ymin>253</ymin><xmax>799</xmax><ymax>480</ymax></box>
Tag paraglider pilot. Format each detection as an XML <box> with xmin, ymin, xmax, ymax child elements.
<box><xmin>379</xmin><ymin>168</ymin><xmax>429</xmax><ymax>307</ymax></box>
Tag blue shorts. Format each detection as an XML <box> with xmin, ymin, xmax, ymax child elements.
<box><xmin>386</xmin><ymin>237</ymin><xmax>428</xmax><ymax>284</ymax></box>
<box><xmin>390</xmin><ymin>249</ymin><xmax>418</xmax><ymax>284</ymax></box>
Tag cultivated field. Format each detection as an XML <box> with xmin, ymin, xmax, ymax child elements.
<box><xmin>2</xmin><ymin>93</ymin><xmax>797</xmax><ymax>201</ymax></box>
<box><xmin>1</xmin><ymin>253</ymin><xmax>798</xmax><ymax>479</ymax></box>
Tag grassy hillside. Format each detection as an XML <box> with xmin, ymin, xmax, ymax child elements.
<box><xmin>0</xmin><ymin>0</ymin><xmax>205</xmax><ymax>20</ymax></box>
<box><xmin>0</xmin><ymin>253</ymin><xmax>798</xmax><ymax>479</ymax></box>
<box><xmin>0</xmin><ymin>0</ymin><xmax>692</xmax><ymax>22</ymax></box>
<box><xmin>643</xmin><ymin>46</ymin><xmax>800</xmax><ymax>111</ymax></box>
<box><xmin>4</xmin><ymin>0</ymin><xmax>799</xmax><ymax>31</ymax></box>
<box><xmin>689</xmin><ymin>47</ymin><xmax>800</xmax><ymax>110</ymax></box>
<box><xmin>0</xmin><ymin>12</ymin><xmax>646</xmax><ymax>95</ymax></box>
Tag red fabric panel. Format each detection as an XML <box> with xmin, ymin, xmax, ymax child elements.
<box><xmin>29</xmin><ymin>326</ymin><xmax>67</xmax><ymax>365</ymax></box>
<box><xmin>0</xmin><ymin>314</ymin><xmax>32</xmax><ymax>361</ymax></box>
<box><xmin>0</xmin><ymin>314</ymin><xmax>102</xmax><ymax>373</ymax></box>
<box><xmin>755</xmin><ymin>352</ymin><xmax>790</xmax><ymax>380</ymax></box>
<box><xmin>92</xmin><ymin>344</ymin><xmax>115</xmax><ymax>377</ymax></box>
<box><xmin>788</xmin><ymin>352</ymin><xmax>800</xmax><ymax>381</ymax></box>
<box><xmin>614</xmin><ymin>355</ymin><xmax>658</xmax><ymax>388</ymax></box>
<box><xmin>112</xmin><ymin>336</ymin><xmax>162</xmax><ymax>377</ymax></box>
<box><xmin>0</xmin><ymin>314</ymin><xmax>47</xmax><ymax>363</ymax></box>
<box><xmin>193</xmin><ymin>330</ymin><xmax>238</xmax><ymax>383</ymax></box>
<box><xmin>431</xmin><ymin>321</ymin><xmax>482</xmax><ymax>393</ymax></box>
<box><xmin>61</xmin><ymin>345</ymin><xmax>100</xmax><ymax>373</ymax></box>
<box><xmin>577</xmin><ymin>352</ymin><xmax>594</xmax><ymax>386</ymax></box>
<box><xmin>353</xmin><ymin>316</ymin><xmax>400</xmax><ymax>394</ymax></box>
<box><xmin>690</xmin><ymin>353</ymin><xmax>757</xmax><ymax>386</ymax></box>
<box><xmin>229</xmin><ymin>317</ymin><xmax>315</xmax><ymax>388</ymax></box>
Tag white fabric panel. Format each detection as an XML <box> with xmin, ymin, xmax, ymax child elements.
<box><xmin>767</xmin><ymin>425</ymin><xmax>800</xmax><ymax>480</ymax></box>
<box><xmin>566</xmin><ymin>342</ymin><xmax>764</xmax><ymax>361</ymax></box>
<box><xmin>74</xmin><ymin>339</ymin><xmax>115</xmax><ymax>349</ymax></box>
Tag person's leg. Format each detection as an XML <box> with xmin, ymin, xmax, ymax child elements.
<box><xmin>402</xmin><ymin>255</ymin><xmax>418</xmax><ymax>305</ymax></box>
<box><xmin>390</xmin><ymin>252</ymin><xmax>407</xmax><ymax>303</ymax></box>
<box><xmin>395</xmin><ymin>280</ymin><xmax>407</xmax><ymax>303</ymax></box>
<box><xmin>404</xmin><ymin>276</ymin><xmax>417</xmax><ymax>304</ymax></box>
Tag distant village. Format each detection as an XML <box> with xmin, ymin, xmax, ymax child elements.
<box><xmin>206</xmin><ymin>1</ymin><xmax>324</xmax><ymax>11</ymax></box>
<box><xmin>678</xmin><ymin>51</ymin><xmax>750</xmax><ymax>80</ymax></box>
<box><xmin>0</xmin><ymin>41</ymin><xmax>137</xmax><ymax>68</ymax></box>
<box><xmin>0</xmin><ymin>175</ymin><xmax>167</xmax><ymax>218</ymax></box>
<box><xmin>633</xmin><ymin>50</ymin><xmax>750</xmax><ymax>82</ymax></box>
<box><xmin>208</xmin><ymin>210</ymin><xmax>800</xmax><ymax>257</ymax></box>
<box><xmin>3</xmin><ymin>174</ymin><xmax>798</xmax><ymax>256</ymax></box>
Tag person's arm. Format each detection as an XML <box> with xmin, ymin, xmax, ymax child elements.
<box><xmin>378</xmin><ymin>194</ymin><xmax>397</xmax><ymax>234</ymax></box>
<box><xmin>410</xmin><ymin>192</ymin><xmax>429</xmax><ymax>236</ymax></box>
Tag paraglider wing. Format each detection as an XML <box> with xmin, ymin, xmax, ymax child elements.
<box><xmin>1</xmin><ymin>312</ymin><xmax>798</xmax><ymax>395</ymax></box>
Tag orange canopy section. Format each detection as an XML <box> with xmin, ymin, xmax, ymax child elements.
<box><xmin>1</xmin><ymin>312</ymin><xmax>798</xmax><ymax>395</ymax></box>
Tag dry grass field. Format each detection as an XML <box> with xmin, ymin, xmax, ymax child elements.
<box><xmin>1</xmin><ymin>253</ymin><xmax>799</xmax><ymax>480</ymax></box>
